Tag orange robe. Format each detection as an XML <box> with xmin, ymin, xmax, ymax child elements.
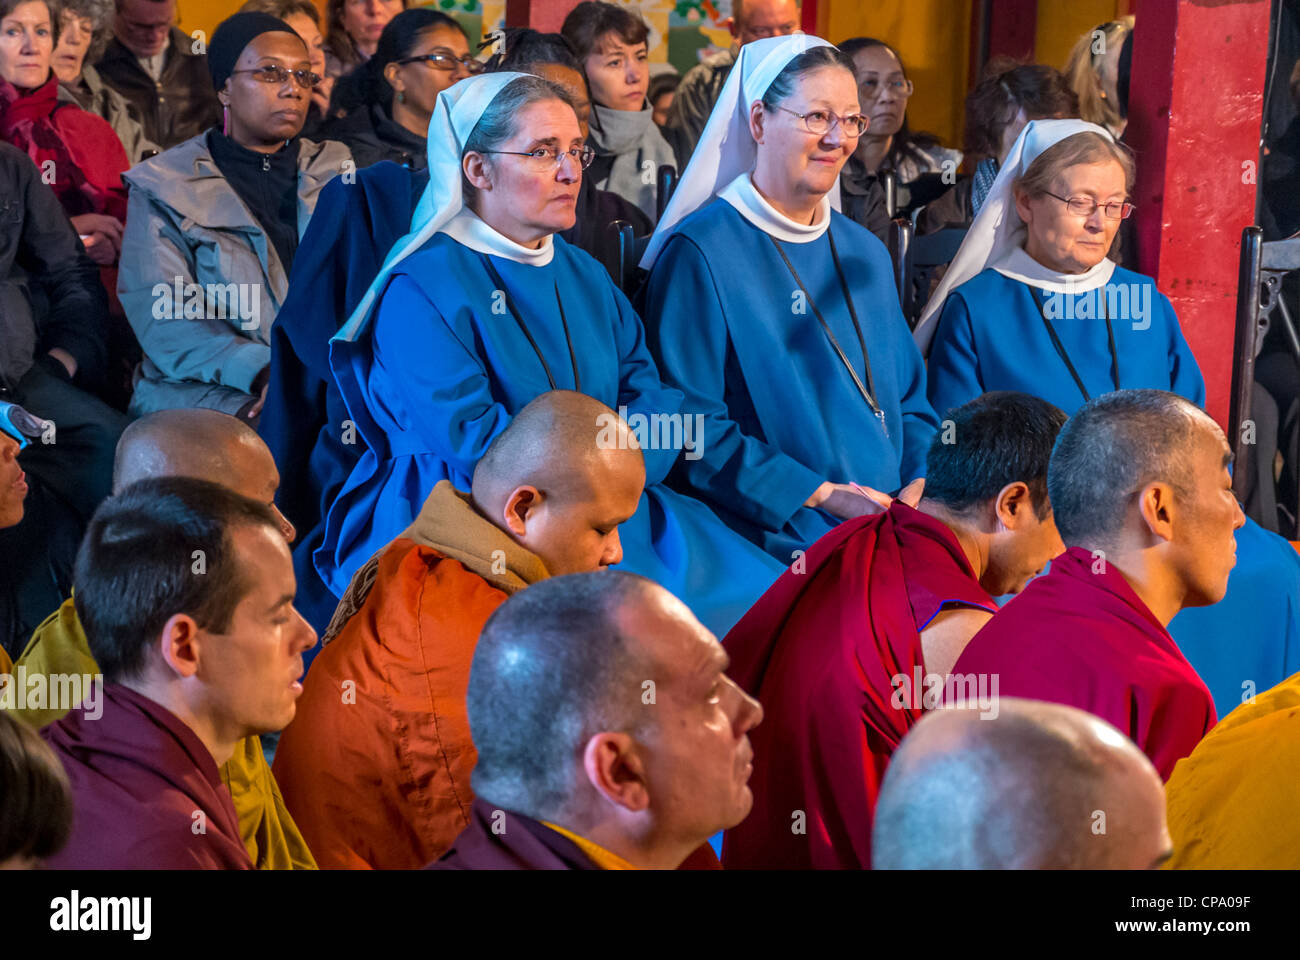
<box><xmin>1164</xmin><ymin>671</ymin><xmax>1300</xmax><ymax>868</ymax></box>
<box><xmin>272</xmin><ymin>481</ymin><xmax>548</xmax><ymax>869</ymax></box>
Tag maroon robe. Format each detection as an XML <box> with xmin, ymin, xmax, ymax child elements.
<box><xmin>428</xmin><ymin>798</ymin><xmax>600</xmax><ymax>870</ymax></box>
<box><xmin>41</xmin><ymin>683</ymin><xmax>253</xmax><ymax>869</ymax></box>
<box><xmin>721</xmin><ymin>502</ymin><xmax>997</xmax><ymax>870</ymax></box>
<box><xmin>951</xmin><ymin>546</ymin><xmax>1217</xmax><ymax>780</ymax></box>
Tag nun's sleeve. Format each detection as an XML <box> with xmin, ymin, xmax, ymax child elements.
<box><xmin>368</xmin><ymin>273</ymin><xmax>511</xmax><ymax>480</ymax></box>
<box><xmin>924</xmin><ymin>290</ymin><xmax>985</xmax><ymax>422</ymax></box>
<box><xmin>643</xmin><ymin>235</ymin><xmax>826</xmax><ymax>534</ymax></box>
<box><xmin>608</xmin><ymin>282</ymin><xmax>685</xmax><ymax>486</ymax></box>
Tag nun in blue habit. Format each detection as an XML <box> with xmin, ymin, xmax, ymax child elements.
<box><xmin>639</xmin><ymin>35</ymin><xmax>939</xmax><ymax>563</ymax></box>
<box><xmin>917</xmin><ymin>118</ymin><xmax>1300</xmax><ymax>713</ymax></box>
<box><xmin>916</xmin><ymin>118</ymin><xmax>1204</xmax><ymax>417</ymax></box>
<box><xmin>318</xmin><ymin>71</ymin><xmax>784</xmax><ymax>637</ymax></box>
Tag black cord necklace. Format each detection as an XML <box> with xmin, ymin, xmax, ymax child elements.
<box><xmin>479</xmin><ymin>253</ymin><xmax>581</xmax><ymax>392</ymax></box>
<box><xmin>769</xmin><ymin>230</ymin><xmax>888</xmax><ymax>438</ymax></box>
<box><xmin>1030</xmin><ymin>285</ymin><xmax>1120</xmax><ymax>402</ymax></box>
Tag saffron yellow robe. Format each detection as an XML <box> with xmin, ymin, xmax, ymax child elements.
<box><xmin>1164</xmin><ymin>670</ymin><xmax>1300</xmax><ymax>869</ymax></box>
<box><xmin>10</xmin><ymin>597</ymin><xmax>316</xmax><ymax>870</ymax></box>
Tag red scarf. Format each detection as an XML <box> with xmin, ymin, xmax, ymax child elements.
<box><xmin>0</xmin><ymin>72</ymin><xmax>127</xmax><ymax>219</ymax></box>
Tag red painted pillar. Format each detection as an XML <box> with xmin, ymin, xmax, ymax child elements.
<box><xmin>968</xmin><ymin>0</ymin><xmax>1037</xmax><ymax>87</ymax></box>
<box><xmin>505</xmin><ymin>0</ymin><xmax>581</xmax><ymax>31</ymax></box>
<box><xmin>1127</xmin><ymin>0</ymin><xmax>1270</xmax><ymax>428</ymax></box>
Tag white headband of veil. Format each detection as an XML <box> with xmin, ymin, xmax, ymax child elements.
<box><xmin>639</xmin><ymin>33</ymin><xmax>841</xmax><ymax>270</ymax></box>
<box><xmin>912</xmin><ymin>117</ymin><xmax>1118</xmax><ymax>352</ymax></box>
<box><xmin>334</xmin><ymin>71</ymin><xmax>528</xmax><ymax>346</ymax></box>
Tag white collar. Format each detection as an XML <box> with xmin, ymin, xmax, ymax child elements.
<box><xmin>991</xmin><ymin>244</ymin><xmax>1116</xmax><ymax>294</ymax></box>
<box><xmin>438</xmin><ymin>207</ymin><xmax>554</xmax><ymax>266</ymax></box>
<box><xmin>719</xmin><ymin>173</ymin><xmax>830</xmax><ymax>243</ymax></box>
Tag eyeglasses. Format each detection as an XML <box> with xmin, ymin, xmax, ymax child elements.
<box><xmin>397</xmin><ymin>50</ymin><xmax>485</xmax><ymax>74</ymax></box>
<box><xmin>859</xmin><ymin>77</ymin><xmax>913</xmax><ymax>100</ymax></box>
<box><xmin>479</xmin><ymin>145</ymin><xmax>596</xmax><ymax>171</ymax></box>
<box><xmin>1043</xmin><ymin>191</ymin><xmax>1135</xmax><ymax>220</ymax></box>
<box><xmin>230</xmin><ymin>64</ymin><xmax>321</xmax><ymax>89</ymax></box>
<box><xmin>770</xmin><ymin>105</ymin><xmax>868</xmax><ymax>138</ymax></box>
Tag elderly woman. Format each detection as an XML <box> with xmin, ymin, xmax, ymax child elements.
<box><xmin>323</xmin><ymin>8</ymin><xmax>476</xmax><ymax>168</ymax></box>
<box><xmin>561</xmin><ymin>1</ymin><xmax>676</xmax><ymax>222</ymax></box>
<box><xmin>640</xmin><ymin>35</ymin><xmax>938</xmax><ymax>562</ymax></box>
<box><xmin>0</xmin><ymin>0</ymin><xmax>129</xmax><ymax>267</ymax></box>
<box><xmin>920</xmin><ymin>120</ymin><xmax>1203</xmax><ymax>419</ymax></box>
<box><xmin>323</xmin><ymin>0</ymin><xmax>407</xmax><ymax>80</ymax></box>
<box><xmin>117</xmin><ymin>12</ymin><xmax>350</xmax><ymax>420</ymax></box>
<box><xmin>322</xmin><ymin>71</ymin><xmax>783</xmax><ymax>638</ymax></box>
<box><xmin>50</xmin><ymin>0</ymin><xmax>155</xmax><ymax>163</ymax></box>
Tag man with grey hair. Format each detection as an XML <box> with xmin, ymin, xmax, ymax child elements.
<box><xmin>872</xmin><ymin>698</ymin><xmax>1173</xmax><ymax>869</ymax></box>
<box><xmin>664</xmin><ymin>0</ymin><xmax>800</xmax><ymax>159</ymax></box>
<box><xmin>431</xmin><ymin>570</ymin><xmax>763</xmax><ymax>870</ymax></box>
<box><xmin>951</xmin><ymin>390</ymin><xmax>1242</xmax><ymax>781</ymax></box>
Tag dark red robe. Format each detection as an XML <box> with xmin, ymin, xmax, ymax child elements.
<box><xmin>428</xmin><ymin>798</ymin><xmax>601</xmax><ymax>870</ymax></box>
<box><xmin>721</xmin><ymin>502</ymin><xmax>997</xmax><ymax>869</ymax></box>
<box><xmin>41</xmin><ymin>683</ymin><xmax>253</xmax><ymax>869</ymax></box>
<box><xmin>951</xmin><ymin>546</ymin><xmax>1217</xmax><ymax>781</ymax></box>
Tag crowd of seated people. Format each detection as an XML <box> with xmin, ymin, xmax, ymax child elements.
<box><xmin>1</xmin><ymin>4</ymin><xmax>1298</xmax><ymax>876</ymax></box>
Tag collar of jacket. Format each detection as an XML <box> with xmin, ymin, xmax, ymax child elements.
<box><xmin>589</xmin><ymin>101</ymin><xmax>654</xmax><ymax>155</ymax></box>
<box><xmin>322</xmin><ymin>480</ymin><xmax>548</xmax><ymax>646</ymax></box>
<box><xmin>403</xmin><ymin>479</ymin><xmax>549</xmax><ymax>592</ymax></box>
<box><xmin>122</xmin><ymin>132</ymin><xmax>348</xmax><ymax>236</ymax></box>
<box><xmin>99</xmin><ymin>27</ymin><xmax>201</xmax><ymax>68</ymax></box>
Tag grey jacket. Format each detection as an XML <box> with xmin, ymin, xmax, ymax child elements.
<box><xmin>118</xmin><ymin>133</ymin><xmax>352</xmax><ymax>416</ymax></box>
<box><xmin>57</xmin><ymin>64</ymin><xmax>158</xmax><ymax>164</ymax></box>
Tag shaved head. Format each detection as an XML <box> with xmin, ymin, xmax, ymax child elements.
<box><xmin>872</xmin><ymin>699</ymin><xmax>1171</xmax><ymax>869</ymax></box>
<box><xmin>1047</xmin><ymin>390</ymin><xmax>1218</xmax><ymax>550</ymax></box>
<box><xmin>112</xmin><ymin>409</ymin><xmax>294</xmax><ymax>542</ymax></box>
<box><xmin>471</xmin><ymin>391</ymin><xmax>645</xmax><ymax>576</ymax></box>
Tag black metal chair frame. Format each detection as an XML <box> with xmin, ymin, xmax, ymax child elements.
<box><xmin>1230</xmin><ymin>225</ymin><xmax>1300</xmax><ymax>524</ymax></box>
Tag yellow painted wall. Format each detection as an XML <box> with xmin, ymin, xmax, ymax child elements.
<box><xmin>819</xmin><ymin>0</ymin><xmax>973</xmax><ymax>150</ymax></box>
<box><xmin>1035</xmin><ymin>0</ymin><xmax>1130</xmax><ymax>73</ymax></box>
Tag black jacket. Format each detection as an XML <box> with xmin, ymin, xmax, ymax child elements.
<box><xmin>93</xmin><ymin>28</ymin><xmax>221</xmax><ymax>150</ymax></box>
<box><xmin>322</xmin><ymin>102</ymin><xmax>426</xmax><ymax>170</ymax></box>
<box><xmin>0</xmin><ymin>143</ymin><xmax>108</xmax><ymax>395</ymax></box>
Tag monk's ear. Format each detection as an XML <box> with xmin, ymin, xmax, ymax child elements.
<box><xmin>158</xmin><ymin>614</ymin><xmax>201</xmax><ymax>680</ymax></box>
<box><xmin>582</xmin><ymin>732</ymin><xmax>650</xmax><ymax>813</ymax></box>
<box><xmin>463</xmin><ymin>151</ymin><xmax>493</xmax><ymax>191</ymax></box>
<box><xmin>994</xmin><ymin>481</ymin><xmax>1032</xmax><ymax>530</ymax></box>
<box><xmin>1135</xmin><ymin>481</ymin><xmax>1177</xmax><ymax>544</ymax></box>
<box><xmin>749</xmin><ymin>100</ymin><xmax>767</xmax><ymax>143</ymax></box>
<box><xmin>502</xmin><ymin>485</ymin><xmax>542</xmax><ymax>538</ymax></box>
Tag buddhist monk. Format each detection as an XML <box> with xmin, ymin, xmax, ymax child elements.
<box><xmin>721</xmin><ymin>391</ymin><xmax>1066</xmax><ymax>869</ymax></box>
<box><xmin>953</xmin><ymin>389</ymin><xmax>1243</xmax><ymax>780</ymax></box>
<box><xmin>1163</xmin><ymin>670</ymin><xmax>1300</xmax><ymax>868</ymax></box>
<box><xmin>273</xmin><ymin>391</ymin><xmax>645</xmax><ymax>869</ymax></box>
<box><xmin>41</xmin><ymin>478</ymin><xmax>317</xmax><ymax>868</ymax></box>
<box><xmin>10</xmin><ymin>409</ymin><xmax>315</xmax><ymax>869</ymax></box>
<box><xmin>872</xmin><ymin>698</ymin><xmax>1173</xmax><ymax>869</ymax></box>
<box><xmin>432</xmin><ymin>570</ymin><xmax>763</xmax><ymax>870</ymax></box>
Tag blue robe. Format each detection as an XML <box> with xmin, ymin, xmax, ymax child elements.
<box><xmin>926</xmin><ymin>265</ymin><xmax>1206</xmax><ymax>417</ymax></box>
<box><xmin>641</xmin><ymin>199</ymin><xmax>938</xmax><ymax>561</ymax></box>
<box><xmin>259</xmin><ymin>161</ymin><xmax>429</xmax><ymax>643</ymax></box>
<box><xmin>926</xmin><ymin>264</ymin><xmax>1300</xmax><ymax>720</ymax></box>
<box><xmin>321</xmin><ymin>231</ymin><xmax>784</xmax><ymax>637</ymax></box>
